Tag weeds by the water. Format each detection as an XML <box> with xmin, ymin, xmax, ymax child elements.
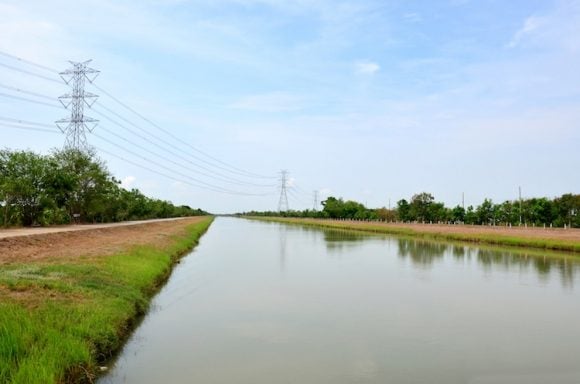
<box><xmin>0</xmin><ymin>217</ymin><xmax>213</xmax><ymax>384</ymax></box>
<box><xmin>252</xmin><ymin>217</ymin><xmax>580</xmax><ymax>253</ymax></box>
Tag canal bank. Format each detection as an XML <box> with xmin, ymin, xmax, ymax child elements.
<box><xmin>248</xmin><ymin>217</ymin><xmax>580</xmax><ymax>253</ymax></box>
<box><xmin>0</xmin><ymin>216</ymin><xmax>213</xmax><ymax>384</ymax></box>
<box><xmin>100</xmin><ymin>217</ymin><xmax>580</xmax><ymax>384</ymax></box>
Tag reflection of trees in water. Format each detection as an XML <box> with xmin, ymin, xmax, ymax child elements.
<box><xmin>475</xmin><ymin>248</ymin><xmax>578</xmax><ymax>288</ymax></box>
<box><xmin>273</xmin><ymin>221</ymin><xmax>580</xmax><ymax>288</ymax></box>
<box><xmin>322</xmin><ymin>229</ymin><xmax>368</xmax><ymax>252</ymax></box>
<box><xmin>397</xmin><ymin>238</ymin><xmax>579</xmax><ymax>287</ymax></box>
<box><xmin>452</xmin><ymin>245</ymin><xmax>466</xmax><ymax>259</ymax></box>
<box><xmin>397</xmin><ymin>239</ymin><xmax>447</xmax><ymax>267</ymax></box>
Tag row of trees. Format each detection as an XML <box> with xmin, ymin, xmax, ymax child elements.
<box><xmin>240</xmin><ymin>192</ymin><xmax>580</xmax><ymax>228</ymax></box>
<box><xmin>0</xmin><ymin>149</ymin><xmax>207</xmax><ymax>227</ymax></box>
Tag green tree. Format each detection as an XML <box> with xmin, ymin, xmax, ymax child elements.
<box><xmin>409</xmin><ymin>192</ymin><xmax>434</xmax><ymax>222</ymax></box>
<box><xmin>476</xmin><ymin>199</ymin><xmax>494</xmax><ymax>225</ymax></box>
<box><xmin>0</xmin><ymin>150</ymin><xmax>54</xmax><ymax>226</ymax></box>
<box><xmin>397</xmin><ymin>199</ymin><xmax>410</xmax><ymax>221</ymax></box>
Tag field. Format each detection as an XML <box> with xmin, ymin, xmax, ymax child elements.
<box><xmin>251</xmin><ymin>217</ymin><xmax>580</xmax><ymax>253</ymax></box>
<box><xmin>0</xmin><ymin>216</ymin><xmax>213</xmax><ymax>383</ymax></box>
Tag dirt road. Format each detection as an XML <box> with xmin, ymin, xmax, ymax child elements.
<box><xmin>0</xmin><ymin>218</ymin><xmax>188</xmax><ymax>240</ymax></box>
<box><xmin>0</xmin><ymin>217</ymin><xmax>208</xmax><ymax>265</ymax></box>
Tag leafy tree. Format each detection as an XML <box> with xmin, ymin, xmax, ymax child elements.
<box><xmin>0</xmin><ymin>150</ymin><xmax>54</xmax><ymax>226</ymax></box>
<box><xmin>476</xmin><ymin>199</ymin><xmax>494</xmax><ymax>224</ymax></box>
<box><xmin>451</xmin><ymin>205</ymin><xmax>465</xmax><ymax>223</ymax></box>
<box><xmin>409</xmin><ymin>192</ymin><xmax>434</xmax><ymax>222</ymax></box>
<box><xmin>397</xmin><ymin>199</ymin><xmax>410</xmax><ymax>221</ymax></box>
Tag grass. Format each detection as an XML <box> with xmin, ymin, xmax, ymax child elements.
<box><xmin>249</xmin><ymin>217</ymin><xmax>580</xmax><ymax>254</ymax></box>
<box><xmin>0</xmin><ymin>216</ymin><xmax>213</xmax><ymax>384</ymax></box>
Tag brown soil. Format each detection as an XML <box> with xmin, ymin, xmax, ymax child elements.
<box><xmin>0</xmin><ymin>217</ymin><xmax>207</xmax><ymax>265</ymax></box>
<box><xmin>322</xmin><ymin>220</ymin><xmax>580</xmax><ymax>242</ymax></box>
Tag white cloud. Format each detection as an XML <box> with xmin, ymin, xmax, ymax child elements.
<box><xmin>355</xmin><ymin>60</ymin><xmax>380</xmax><ymax>75</ymax></box>
<box><xmin>403</xmin><ymin>13</ymin><xmax>422</xmax><ymax>23</ymax></box>
<box><xmin>507</xmin><ymin>16</ymin><xmax>545</xmax><ymax>48</ymax></box>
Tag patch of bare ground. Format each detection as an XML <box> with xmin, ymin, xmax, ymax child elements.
<box><xmin>0</xmin><ymin>217</ymin><xmax>207</xmax><ymax>265</ymax></box>
<box><xmin>344</xmin><ymin>221</ymin><xmax>580</xmax><ymax>242</ymax></box>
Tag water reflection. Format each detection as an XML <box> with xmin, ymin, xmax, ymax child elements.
<box><xmin>318</xmin><ymin>228</ymin><xmax>580</xmax><ymax>288</ymax></box>
<box><xmin>100</xmin><ymin>218</ymin><xmax>580</xmax><ymax>384</ymax></box>
<box><xmin>323</xmin><ymin>229</ymin><xmax>368</xmax><ymax>252</ymax></box>
<box><xmin>397</xmin><ymin>238</ymin><xmax>447</xmax><ymax>268</ymax></box>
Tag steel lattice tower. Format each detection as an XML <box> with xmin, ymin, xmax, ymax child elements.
<box><xmin>56</xmin><ymin>60</ymin><xmax>99</xmax><ymax>151</ymax></box>
<box><xmin>278</xmin><ymin>170</ymin><xmax>289</xmax><ymax>212</ymax></box>
<box><xmin>313</xmin><ymin>190</ymin><xmax>319</xmax><ymax>211</ymax></box>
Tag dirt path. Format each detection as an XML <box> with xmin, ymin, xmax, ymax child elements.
<box><xmin>0</xmin><ymin>218</ymin><xmax>189</xmax><ymax>240</ymax></box>
<box><xmin>342</xmin><ymin>221</ymin><xmax>580</xmax><ymax>242</ymax></box>
<box><xmin>0</xmin><ymin>217</ymin><xmax>208</xmax><ymax>265</ymax></box>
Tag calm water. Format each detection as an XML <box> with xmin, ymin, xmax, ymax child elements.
<box><xmin>99</xmin><ymin>218</ymin><xmax>580</xmax><ymax>384</ymax></box>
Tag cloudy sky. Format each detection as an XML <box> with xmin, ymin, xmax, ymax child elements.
<box><xmin>1</xmin><ymin>0</ymin><xmax>579</xmax><ymax>213</ymax></box>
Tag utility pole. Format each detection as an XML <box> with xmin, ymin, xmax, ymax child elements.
<box><xmin>56</xmin><ymin>60</ymin><xmax>99</xmax><ymax>151</ymax></box>
<box><xmin>313</xmin><ymin>190</ymin><xmax>319</xmax><ymax>211</ymax></box>
<box><xmin>519</xmin><ymin>186</ymin><xmax>522</xmax><ymax>225</ymax></box>
<box><xmin>278</xmin><ymin>170</ymin><xmax>289</xmax><ymax>212</ymax></box>
<box><xmin>462</xmin><ymin>192</ymin><xmax>465</xmax><ymax>210</ymax></box>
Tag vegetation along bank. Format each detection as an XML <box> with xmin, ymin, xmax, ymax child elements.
<box><xmin>0</xmin><ymin>216</ymin><xmax>213</xmax><ymax>384</ymax></box>
<box><xmin>0</xmin><ymin>148</ymin><xmax>208</xmax><ymax>227</ymax></box>
<box><xmin>249</xmin><ymin>217</ymin><xmax>580</xmax><ymax>253</ymax></box>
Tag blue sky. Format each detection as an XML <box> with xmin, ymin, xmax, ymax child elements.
<box><xmin>1</xmin><ymin>0</ymin><xmax>579</xmax><ymax>213</ymax></box>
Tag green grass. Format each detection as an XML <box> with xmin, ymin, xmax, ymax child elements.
<box><xmin>249</xmin><ymin>217</ymin><xmax>580</xmax><ymax>254</ymax></box>
<box><xmin>0</xmin><ymin>216</ymin><xmax>213</xmax><ymax>384</ymax></box>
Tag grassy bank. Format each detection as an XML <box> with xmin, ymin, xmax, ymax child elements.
<box><xmin>0</xmin><ymin>217</ymin><xmax>213</xmax><ymax>384</ymax></box>
<box><xmin>249</xmin><ymin>217</ymin><xmax>580</xmax><ymax>253</ymax></box>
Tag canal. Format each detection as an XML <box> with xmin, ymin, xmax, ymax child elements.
<box><xmin>100</xmin><ymin>217</ymin><xmax>580</xmax><ymax>384</ymax></box>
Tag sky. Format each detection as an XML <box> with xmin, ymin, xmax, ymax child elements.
<box><xmin>0</xmin><ymin>0</ymin><xmax>579</xmax><ymax>213</ymax></box>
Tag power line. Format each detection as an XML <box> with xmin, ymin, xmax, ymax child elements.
<box><xmin>92</xmin><ymin>107</ymin><xmax>276</xmax><ymax>188</ymax></box>
<box><xmin>0</xmin><ymin>83</ymin><xmax>57</xmax><ymax>101</ymax></box>
<box><xmin>0</xmin><ymin>116</ymin><xmax>55</xmax><ymax>128</ymax></box>
<box><xmin>0</xmin><ymin>123</ymin><xmax>61</xmax><ymax>134</ymax></box>
<box><xmin>0</xmin><ymin>92</ymin><xmax>62</xmax><ymax>109</ymax></box>
<box><xmin>91</xmin><ymin>131</ymin><xmax>273</xmax><ymax>196</ymax></box>
<box><xmin>94</xmin><ymin>101</ymin><xmax>274</xmax><ymax>180</ymax></box>
<box><xmin>96</xmin><ymin>124</ymin><xmax>273</xmax><ymax>188</ymax></box>
<box><xmin>0</xmin><ymin>51</ymin><xmax>59</xmax><ymax>73</ymax></box>
<box><xmin>0</xmin><ymin>50</ymin><xmax>277</xmax><ymax>185</ymax></box>
<box><xmin>0</xmin><ymin>62</ymin><xmax>63</xmax><ymax>84</ymax></box>
<box><xmin>93</xmin><ymin>83</ymin><xmax>275</xmax><ymax>179</ymax></box>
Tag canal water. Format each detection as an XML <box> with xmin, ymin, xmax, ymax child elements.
<box><xmin>99</xmin><ymin>217</ymin><xmax>580</xmax><ymax>384</ymax></box>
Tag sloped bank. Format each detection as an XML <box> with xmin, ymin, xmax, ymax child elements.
<box><xmin>248</xmin><ymin>217</ymin><xmax>580</xmax><ymax>253</ymax></box>
<box><xmin>0</xmin><ymin>216</ymin><xmax>213</xmax><ymax>384</ymax></box>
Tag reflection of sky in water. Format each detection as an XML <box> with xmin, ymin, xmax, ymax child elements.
<box><xmin>100</xmin><ymin>218</ymin><xmax>580</xmax><ymax>384</ymax></box>
<box><xmin>299</xmin><ymin>224</ymin><xmax>580</xmax><ymax>289</ymax></box>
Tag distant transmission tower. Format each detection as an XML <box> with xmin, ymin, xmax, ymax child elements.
<box><xmin>313</xmin><ymin>190</ymin><xmax>319</xmax><ymax>211</ymax></box>
<box><xmin>56</xmin><ymin>60</ymin><xmax>99</xmax><ymax>151</ymax></box>
<box><xmin>278</xmin><ymin>170</ymin><xmax>289</xmax><ymax>212</ymax></box>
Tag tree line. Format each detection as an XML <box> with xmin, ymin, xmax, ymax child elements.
<box><xmin>0</xmin><ymin>148</ymin><xmax>207</xmax><ymax>227</ymax></box>
<box><xmin>240</xmin><ymin>192</ymin><xmax>580</xmax><ymax>228</ymax></box>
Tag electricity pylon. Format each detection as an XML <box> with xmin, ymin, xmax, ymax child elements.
<box><xmin>278</xmin><ymin>170</ymin><xmax>289</xmax><ymax>212</ymax></box>
<box><xmin>313</xmin><ymin>190</ymin><xmax>319</xmax><ymax>211</ymax></box>
<box><xmin>56</xmin><ymin>60</ymin><xmax>99</xmax><ymax>151</ymax></box>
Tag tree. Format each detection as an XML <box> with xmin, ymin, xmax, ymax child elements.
<box><xmin>451</xmin><ymin>205</ymin><xmax>465</xmax><ymax>223</ymax></box>
<box><xmin>409</xmin><ymin>192</ymin><xmax>434</xmax><ymax>222</ymax></box>
<box><xmin>397</xmin><ymin>199</ymin><xmax>410</xmax><ymax>221</ymax></box>
<box><xmin>0</xmin><ymin>150</ymin><xmax>54</xmax><ymax>226</ymax></box>
<box><xmin>51</xmin><ymin>148</ymin><xmax>113</xmax><ymax>222</ymax></box>
<box><xmin>476</xmin><ymin>199</ymin><xmax>494</xmax><ymax>225</ymax></box>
